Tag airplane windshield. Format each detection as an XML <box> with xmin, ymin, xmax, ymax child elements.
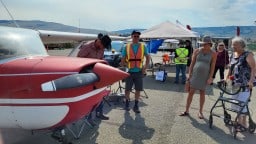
<box><xmin>0</xmin><ymin>27</ymin><xmax>48</xmax><ymax>61</ymax></box>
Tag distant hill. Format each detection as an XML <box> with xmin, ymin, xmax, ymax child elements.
<box><xmin>0</xmin><ymin>20</ymin><xmax>108</xmax><ymax>34</ymax></box>
<box><xmin>0</xmin><ymin>20</ymin><xmax>255</xmax><ymax>39</ymax></box>
<box><xmin>192</xmin><ymin>26</ymin><xmax>256</xmax><ymax>39</ymax></box>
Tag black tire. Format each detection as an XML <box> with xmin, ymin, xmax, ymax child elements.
<box><xmin>232</xmin><ymin>128</ymin><xmax>237</xmax><ymax>139</ymax></box>
<box><xmin>248</xmin><ymin>123</ymin><xmax>256</xmax><ymax>134</ymax></box>
<box><xmin>233</xmin><ymin>132</ymin><xmax>237</xmax><ymax>139</ymax></box>
<box><xmin>232</xmin><ymin>125</ymin><xmax>237</xmax><ymax>139</ymax></box>
<box><xmin>209</xmin><ymin>115</ymin><xmax>213</xmax><ymax>129</ymax></box>
<box><xmin>224</xmin><ymin>113</ymin><xmax>231</xmax><ymax>125</ymax></box>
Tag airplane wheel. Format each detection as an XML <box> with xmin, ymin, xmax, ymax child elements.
<box><xmin>209</xmin><ymin>115</ymin><xmax>213</xmax><ymax>129</ymax></box>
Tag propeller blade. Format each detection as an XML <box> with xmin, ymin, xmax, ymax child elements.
<box><xmin>41</xmin><ymin>73</ymin><xmax>99</xmax><ymax>91</ymax></box>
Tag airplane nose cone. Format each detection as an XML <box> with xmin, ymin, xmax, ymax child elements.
<box><xmin>93</xmin><ymin>63</ymin><xmax>129</xmax><ymax>88</ymax></box>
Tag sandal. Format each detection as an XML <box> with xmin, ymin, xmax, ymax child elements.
<box><xmin>179</xmin><ymin>112</ymin><xmax>189</xmax><ymax>116</ymax></box>
<box><xmin>198</xmin><ymin>112</ymin><xmax>204</xmax><ymax>119</ymax></box>
<box><xmin>236</xmin><ymin>124</ymin><xmax>247</xmax><ymax>132</ymax></box>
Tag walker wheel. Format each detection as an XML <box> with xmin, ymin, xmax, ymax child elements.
<box><xmin>232</xmin><ymin>126</ymin><xmax>237</xmax><ymax>139</ymax></box>
<box><xmin>224</xmin><ymin>113</ymin><xmax>231</xmax><ymax>125</ymax></box>
<box><xmin>209</xmin><ymin>115</ymin><xmax>213</xmax><ymax>129</ymax></box>
<box><xmin>248</xmin><ymin>123</ymin><xmax>256</xmax><ymax>134</ymax></box>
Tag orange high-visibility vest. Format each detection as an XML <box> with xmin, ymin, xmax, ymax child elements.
<box><xmin>126</xmin><ymin>43</ymin><xmax>144</xmax><ymax>69</ymax></box>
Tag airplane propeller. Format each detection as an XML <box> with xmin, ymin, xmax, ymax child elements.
<box><xmin>41</xmin><ymin>73</ymin><xmax>99</xmax><ymax>91</ymax></box>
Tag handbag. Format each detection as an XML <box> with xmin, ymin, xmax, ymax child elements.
<box><xmin>155</xmin><ymin>70</ymin><xmax>166</xmax><ymax>82</ymax></box>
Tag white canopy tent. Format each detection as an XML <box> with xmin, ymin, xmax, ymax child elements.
<box><xmin>140</xmin><ymin>21</ymin><xmax>198</xmax><ymax>39</ymax></box>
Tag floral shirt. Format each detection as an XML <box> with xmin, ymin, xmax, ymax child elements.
<box><xmin>230</xmin><ymin>51</ymin><xmax>251</xmax><ymax>86</ymax></box>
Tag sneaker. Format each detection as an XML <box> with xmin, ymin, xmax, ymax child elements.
<box><xmin>96</xmin><ymin>113</ymin><xmax>109</xmax><ymax>120</ymax></box>
<box><xmin>125</xmin><ymin>99</ymin><xmax>130</xmax><ymax>111</ymax></box>
<box><xmin>125</xmin><ymin>106</ymin><xmax>130</xmax><ymax>111</ymax></box>
<box><xmin>133</xmin><ymin>106</ymin><xmax>141</xmax><ymax>113</ymax></box>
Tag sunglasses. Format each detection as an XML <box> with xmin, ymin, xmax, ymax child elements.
<box><xmin>133</xmin><ymin>35</ymin><xmax>140</xmax><ymax>38</ymax></box>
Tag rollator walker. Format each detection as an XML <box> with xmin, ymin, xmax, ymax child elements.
<box><xmin>209</xmin><ymin>81</ymin><xmax>256</xmax><ymax>139</ymax></box>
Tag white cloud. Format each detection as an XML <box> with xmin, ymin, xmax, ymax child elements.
<box><xmin>1</xmin><ymin>0</ymin><xmax>255</xmax><ymax>31</ymax></box>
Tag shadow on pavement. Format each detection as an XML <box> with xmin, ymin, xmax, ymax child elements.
<box><xmin>119</xmin><ymin>111</ymin><xmax>155</xmax><ymax>144</ymax></box>
<box><xmin>188</xmin><ymin>115</ymin><xmax>255</xmax><ymax>144</ymax></box>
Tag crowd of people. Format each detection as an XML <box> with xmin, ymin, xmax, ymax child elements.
<box><xmin>179</xmin><ymin>36</ymin><xmax>255</xmax><ymax>132</ymax></box>
<box><xmin>77</xmin><ymin>30</ymin><xmax>255</xmax><ymax>132</ymax></box>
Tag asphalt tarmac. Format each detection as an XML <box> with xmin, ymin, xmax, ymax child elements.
<box><xmin>0</xmin><ymin>49</ymin><xmax>255</xmax><ymax>144</ymax></box>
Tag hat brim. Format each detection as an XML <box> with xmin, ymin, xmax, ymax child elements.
<box><xmin>132</xmin><ymin>32</ymin><xmax>141</xmax><ymax>35</ymax></box>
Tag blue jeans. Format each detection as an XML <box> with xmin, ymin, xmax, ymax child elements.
<box><xmin>175</xmin><ymin>64</ymin><xmax>186</xmax><ymax>83</ymax></box>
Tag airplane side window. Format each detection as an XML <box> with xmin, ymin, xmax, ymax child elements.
<box><xmin>0</xmin><ymin>43</ymin><xmax>20</xmax><ymax>60</ymax></box>
<box><xmin>0</xmin><ymin>39</ymin><xmax>18</xmax><ymax>60</ymax></box>
<box><xmin>0</xmin><ymin>47</ymin><xmax>14</xmax><ymax>60</ymax></box>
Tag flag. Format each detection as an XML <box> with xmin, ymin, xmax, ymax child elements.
<box><xmin>186</xmin><ymin>25</ymin><xmax>191</xmax><ymax>30</ymax></box>
<box><xmin>147</xmin><ymin>39</ymin><xmax>164</xmax><ymax>53</ymax></box>
<box><xmin>236</xmin><ymin>26</ymin><xmax>240</xmax><ymax>36</ymax></box>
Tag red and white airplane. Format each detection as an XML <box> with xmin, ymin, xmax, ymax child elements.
<box><xmin>0</xmin><ymin>26</ymin><xmax>128</xmax><ymax>143</ymax></box>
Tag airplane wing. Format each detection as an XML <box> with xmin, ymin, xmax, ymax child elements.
<box><xmin>38</xmin><ymin>30</ymin><xmax>126</xmax><ymax>44</ymax></box>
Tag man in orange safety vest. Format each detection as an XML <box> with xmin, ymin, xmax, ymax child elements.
<box><xmin>121</xmin><ymin>30</ymin><xmax>150</xmax><ymax>113</ymax></box>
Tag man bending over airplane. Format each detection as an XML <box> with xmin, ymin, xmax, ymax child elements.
<box><xmin>77</xmin><ymin>33</ymin><xmax>111</xmax><ymax>126</ymax></box>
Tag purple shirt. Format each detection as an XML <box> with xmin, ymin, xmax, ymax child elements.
<box><xmin>216</xmin><ymin>50</ymin><xmax>229</xmax><ymax>67</ymax></box>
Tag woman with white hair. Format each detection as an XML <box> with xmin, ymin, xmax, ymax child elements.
<box><xmin>227</xmin><ymin>36</ymin><xmax>255</xmax><ymax>132</ymax></box>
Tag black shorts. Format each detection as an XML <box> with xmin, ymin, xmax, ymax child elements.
<box><xmin>125</xmin><ymin>71</ymin><xmax>143</xmax><ymax>91</ymax></box>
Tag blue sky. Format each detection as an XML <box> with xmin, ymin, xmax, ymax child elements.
<box><xmin>1</xmin><ymin>0</ymin><xmax>256</xmax><ymax>31</ymax></box>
